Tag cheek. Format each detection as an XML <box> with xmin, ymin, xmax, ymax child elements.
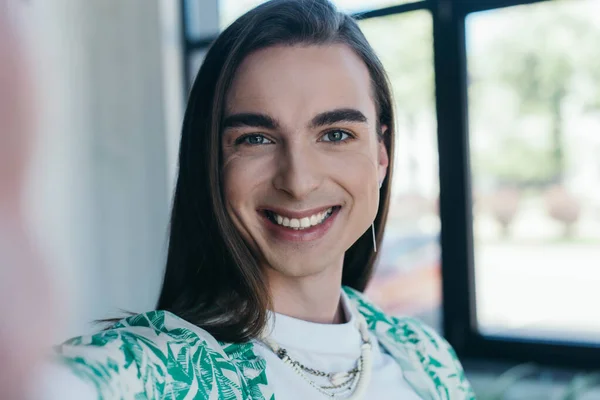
<box><xmin>329</xmin><ymin>149</ymin><xmax>380</xmax><ymax>217</ymax></box>
<box><xmin>347</xmin><ymin>154</ymin><xmax>379</xmax><ymax>202</ymax></box>
<box><xmin>221</xmin><ymin>154</ymin><xmax>274</xmax><ymax>211</ymax></box>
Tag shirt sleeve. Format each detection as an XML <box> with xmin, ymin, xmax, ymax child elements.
<box><xmin>30</xmin><ymin>360</ymin><xmax>98</xmax><ymax>400</ymax></box>
<box><xmin>46</xmin><ymin>319</ymin><xmax>233</xmax><ymax>400</ymax></box>
<box><xmin>49</xmin><ymin>326</ymin><xmax>158</xmax><ymax>399</ymax></box>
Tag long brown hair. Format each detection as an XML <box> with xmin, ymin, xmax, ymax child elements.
<box><xmin>157</xmin><ymin>0</ymin><xmax>395</xmax><ymax>343</ymax></box>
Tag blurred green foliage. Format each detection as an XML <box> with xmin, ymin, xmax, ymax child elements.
<box><xmin>469</xmin><ymin>2</ymin><xmax>600</xmax><ymax>187</ymax></box>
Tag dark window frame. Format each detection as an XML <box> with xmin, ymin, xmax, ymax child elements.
<box><xmin>180</xmin><ymin>0</ymin><xmax>600</xmax><ymax>370</ymax></box>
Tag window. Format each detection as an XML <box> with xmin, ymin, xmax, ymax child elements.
<box><xmin>359</xmin><ymin>11</ymin><xmax>441</xmax><ymax>332</ymax></box>
<box><xmin>467</xmin><ymin>0</ymin><xmax>600</xmax><ymax>344</ymax></box>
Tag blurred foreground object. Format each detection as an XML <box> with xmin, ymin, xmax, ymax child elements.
<box><xmin>0</xmin><ymin>1</ymin><xmax>57</xmax><ymax>398</ymax></box>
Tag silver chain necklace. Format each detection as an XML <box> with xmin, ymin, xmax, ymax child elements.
<box><xmin>271</xmin><ymin>341</ymin><xmax>362</xmax><ymax>392</ymax></box>
<box><xmin>261</xmin><ymin>312</ymin><xmax>373</xmax><ymax>399</ymax></box>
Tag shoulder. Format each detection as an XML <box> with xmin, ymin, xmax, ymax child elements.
<box><xmin>56</xmin><ymin>310</ymin><xmax>242</xmax><ymax>399</ymax></box>
<box><xmin>343</xmin><ymin>286</ymin><xmax>475</xmax><ymax>400</ymax></box>
<box><xmin>343</xmin><ymin>286</ymin><xmax>447</xmax><ymax>347</ymax></box>
<box><xmin>343</xmin><ymin>286</ymin><xmax>444</xmax><ymax>346</ymax></box>
<box><xmin>59</xmin><ymin>310</ymin><xmax>226</xmax><ymax>363</ymax></box>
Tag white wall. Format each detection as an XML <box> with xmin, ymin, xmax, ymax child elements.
<box><xmin>23</xmin><ymin>0</ymin><xmax>195</xmax><ymax>340</ymax></box>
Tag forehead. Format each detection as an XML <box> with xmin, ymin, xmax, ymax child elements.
<box><xmin>226</xmin><ymin>44</ymin><xmax>376</xmax><ymax>121</ymax></box>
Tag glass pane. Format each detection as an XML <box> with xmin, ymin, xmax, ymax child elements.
<box><xmin>184</xmin><ymin>0</ymin><xmax>204</xmax><ymax>38</ymax></box>
<box><xmin>184</xmin><ymin>0</ymin><xmax>219</xmax><ymax>39</ymax></box>
<box><xmin>467</xmin><ymin>0</ymin><xmax>600</xmax><ymax>344</ymax></box>
<box><xmin>219</xmin><ymin>0</ymin><xmax>421</xmax><ymax>29</ymax></box>
<box><xmin>360</xmin><ymin>11</ymin><xmax>441</xmax><ymax>332</ymax></box>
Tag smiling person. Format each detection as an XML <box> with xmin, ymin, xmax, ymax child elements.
<box><xmin>45</xmin><ymin>0</ymin><xmax>475</xmax><ymax>399</ymax></box>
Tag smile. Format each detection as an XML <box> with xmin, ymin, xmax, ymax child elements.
<box><xmin>265</xmin><ymin>207</ymin><xmax>336</xmax><ymax>230</ymax></box>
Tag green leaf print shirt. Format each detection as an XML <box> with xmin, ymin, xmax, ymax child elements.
<box><xmin>52</xmin><ymin>287</ymin><xmax>475</xmax><ymax>399</ymax></box>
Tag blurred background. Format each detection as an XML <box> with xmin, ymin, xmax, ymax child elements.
<box><xmin>8</xmin><ymin>0</ymin><xmax>600</xmax><ymax>398</ymax></box>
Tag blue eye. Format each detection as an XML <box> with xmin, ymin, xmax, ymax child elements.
<box><xmin>237</xmin><ymin>134</ymin><xmax>273</xmax><ymax>146</ymax></box>
<box><xmin>321</xmin><ymin>130</ymin><xmax>351</xmax><ymax>143</ymax></box>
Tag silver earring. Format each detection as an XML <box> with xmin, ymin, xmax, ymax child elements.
<box><xmin>371</xmin><ymin>222</ymin><xmax>377</xmax><ymax>253</ymax></box>
<box><xmin>372</xmin><ymin>180</ymin><xmax>383</xmax><ymax>253</ymax></box>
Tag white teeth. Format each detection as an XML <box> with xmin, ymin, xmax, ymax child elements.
<box><xmin>270</xmin><ymin>207</ymin><xmax>334</xmax><ymax>230</ymax></box>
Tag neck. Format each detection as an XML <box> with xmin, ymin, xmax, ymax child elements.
<box><xmin>266</xmin><ymin>262</ymin><xmax>346</xmax><ymax>324</ymax></box>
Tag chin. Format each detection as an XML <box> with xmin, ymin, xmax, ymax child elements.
<box><xmin>265</xmin><ymin>250</ymin><xmax>342</xmax><ymax>278</ymax></box>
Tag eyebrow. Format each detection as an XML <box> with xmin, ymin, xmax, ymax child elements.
<box><xmin>222</xmin><ymin>108</ymin><xmax>368</xmax><ymax>131</ymax></box>
<box><xmin>222</xmin><ymin>113</ymin><xmax>280</xmax><ymax>130</ymax></box>
<box><xmin>309</xmin><ymin>108</ymin><xmax>368</xmax><ymax>128</ymax></box>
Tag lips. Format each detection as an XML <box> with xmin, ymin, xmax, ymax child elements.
<box><xmin>260</xmin><ymin>205</ymin><xmax>342</xmax><ymax>242</ymax></box>
<box><xmin>265</xmin><ymin>207</ymin><xmax>334</xmax><ymax>229</ymax></box>
<box><xmin>261</xmin><ymin>205</ymin><xmax>341</xmax><ymax>230</ymax></box>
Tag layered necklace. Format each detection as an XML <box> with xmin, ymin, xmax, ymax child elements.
<box><xmin>260</xmin><ymin>310</ymin><xmax>373</xmax><ymax>399</ymax></box>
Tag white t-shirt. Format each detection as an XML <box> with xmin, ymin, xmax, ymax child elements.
<box><xmin>252</xmin><ymin>291</ymin><xmax>423</xmax><ymax>400</ymax></box>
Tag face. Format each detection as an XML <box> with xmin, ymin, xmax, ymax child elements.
<box><xmin>221</xmin><ymin>44</ymin><xmax>388</xmax><ymax>281</ymax></box>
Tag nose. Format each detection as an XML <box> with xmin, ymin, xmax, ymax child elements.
<box><xmin>273</xmin><ymin>141</ymin><xmax>323</xmax><ymax>200</ymax></box>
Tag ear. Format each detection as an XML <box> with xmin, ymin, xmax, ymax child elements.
<box><xmin>377</xmin><ymin>125</ymin><xmax>389</xmax><ymax>186</ymax></box>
